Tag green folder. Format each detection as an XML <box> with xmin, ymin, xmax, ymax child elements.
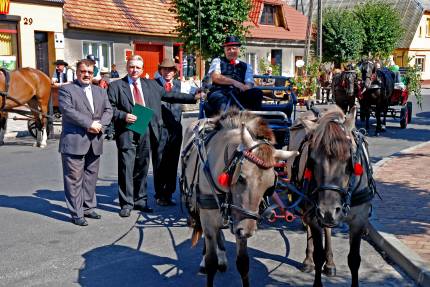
<box><xmin>126</xmin><ymin>104</ymin><xmax>154</xmax><ymax>135</ymax></box>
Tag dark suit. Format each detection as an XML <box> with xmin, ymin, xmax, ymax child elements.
<box><xmin>154</xmin><ymin>78</ymin><xmax>186</xmax><ymax>201</ymax></box>
<box><xmin>108</xmin><ymin>76</ymin><xmax>195</xmax><ymax>210</ymax></box>
<box><xmin>59</xmin><ymin>80</ymin><xmax>113</xmax><ymax>219</ymax></box>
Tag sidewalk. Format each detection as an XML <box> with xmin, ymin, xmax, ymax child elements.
<box><xmin>370</xmin><ymin>142</ymin><xmax>430</xmax><ymax>287</ymax></box>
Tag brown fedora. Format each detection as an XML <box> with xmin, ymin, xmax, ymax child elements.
<box><xmin>158</xmin><ymin>58</ymin><xmax>177</xmax><ymax>70</ymax></box>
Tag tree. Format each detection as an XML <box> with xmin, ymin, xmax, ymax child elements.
<box><xmin>170</xmin><ymin>0</ymin><xmax>251</xmax><ymax>60</ymax></box>
<box><xmin>322</xmin><ymin>8</ymin><xmax>365</xmax><ymax>67</ymax></box>
<box><xmin>354</xmin><ymin>0</ymin><xmax>404</xmax><ymax>59</ymax></box>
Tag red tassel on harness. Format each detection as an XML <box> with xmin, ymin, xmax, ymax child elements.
<box><xmin>218</xmin><ymin>172</ymin><xmax>230</xmax><ymax>187</ymax></box>
<box><xmin>354</xmin><ymin>163</ymin><xmax>363</xmax><ymax>176</ymax></box>
<box><xmin>303</xmin><ymin>168</ymin><xmax>312</xmax><ymax>180</ymax></box>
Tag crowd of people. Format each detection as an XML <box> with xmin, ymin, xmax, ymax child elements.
<box><xmin>57</xmin><ymin>36</ymin><xmax>265</xmax><ymax>225</ymax></box>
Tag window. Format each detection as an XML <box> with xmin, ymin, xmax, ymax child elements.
<box><xmin>260</xmin><ymin>5</ymin><xmax>276</xmax><ymax>25</ymax></box>
<box><xmin>82</xmin><ymin>41</ymin><xmax>112</xmax><ymax>69</ymax></box>
<box><xmin>245</xmin><ymin>52</ymin><xmax>256</xmax><ymax>73</ymax></box>
<box><xmin>415</xmin><ymin>56</ymin><xmax>425</xmax><ymax>72</ymax></box>
<box><xmin>0</xmin><ymin>22</ymin><xmax>19</xmax><ymax>69</ymax></box>
<box><xmin>427</xmin><ymin>18</ymin><xmax>430</xmax><ymax>37</ymax></box>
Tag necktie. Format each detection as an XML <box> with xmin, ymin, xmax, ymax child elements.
<box><xmin>165</xmin><ymin>82</ymin><xmax>172</xmax><ymax>92</ymax></box>
<box><xmin>132</xmin><ymin>81</ymin><xmax>144</xmax><ymax>105</ymax></box>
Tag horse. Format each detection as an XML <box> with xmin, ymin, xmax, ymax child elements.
<box><xmin>332</xmin><ymin>68</ymin><xmax>358</xmax><ymax>114</ymax></box>
<box><xmin>319</xmin><ymin>62</ymin><xmax>334</xmax><ymax>104</ymax></box>
<box><xmin>181</xmin><ymin>109</ymin><xmax>298</xmax><ymax>287</ymax></box>
<box><xmin>287</xmin><ymin>105</ymin><xmax>376</xmax><ymax>287</ymax></box>
<box><xmin>359</xmin><ymin>60</ymin><xmax>394</xmax><ymax>135</ymax></box>
<box><xmin>0</xmin><ymin>68</ymin><xmax>51</xmax><ymax>147</ymax></box>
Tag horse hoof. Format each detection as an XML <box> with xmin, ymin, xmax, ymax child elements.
<box><xmin>323</xmin><ymin>265</ymin><xmax>336</xmax><ymax>277</ymax></box>
<box><xmin>39</xmin><ymin>143</ymin><xmax>47</xmax><ymax>148</ymax></box>
<box><xmin>301</xmin><ymin>264</ymin><xmax>314</xmax><ymax>273</ymax></box>
<box><xmin>0</xmin><ymin>141</ymin><xmax>4</xmax><ymax>146</ymax></box>
<box><xmin>217</xmin><ymin>264</ymin><xmax>227</xmax><ymax>273</ymax></box>
<box><xmin>198</xmin><ymin>266</ymin><xmax>207</xmax><ymax>274</ymax></box>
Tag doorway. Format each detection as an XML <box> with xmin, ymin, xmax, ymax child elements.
<box><xmin>34</xmin><ymin>31</ymin><xmax>49</xmax><ymax>75</ymax></box>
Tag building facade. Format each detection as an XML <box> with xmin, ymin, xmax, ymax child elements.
<box><xmin>0</xmin><ymin>0</ymin><xmax>64</xmax><ymax>76</ymax></box>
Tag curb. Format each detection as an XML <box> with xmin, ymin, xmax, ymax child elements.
<box><xmin>370</xmin><ymin>141</ymin><xmax>430</xmax><ymax>287</ymax></box>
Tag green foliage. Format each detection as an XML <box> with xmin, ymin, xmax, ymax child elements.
<box><xmin>403</xmin><ymin>57</ymin><xmax>423</xmax><ymax>108</ymax></box>
<box><xmin>305</xmin><ymin>59</ymin><xmax>320</xmax><ymax>95</ymax></box>
<box><xmin>354</xmin><ymin>0</ymin><xmax>404</xmax><ymax>59</ymax></box>
<box><xmin>322</xmin><ymin>8</ymin><xmax>365</xmax><ymax>66</ymax></box>
<box><xmin>170</xmin><ymin>0</ymin><xmax>251</xmax><ymax>59</ymax></box>
<box><xmin>258</xmin><ymin>58</ymin><xmax>281</xmax><ymax>76</ymax></box>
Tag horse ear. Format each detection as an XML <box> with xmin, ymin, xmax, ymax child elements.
<box><xmin>241</xmin><ymin>123</ymin><xmax>257</xmax><ymax>148</ymax></box>
<box><xmin>345</xmin><ymin>106</ymin><xmax>357</xmax><ymax>131</ymax></box>
<box><xmin>273</xmin><ymin>149</ymin><xmax>299</xmax><ymax>161</ymax></box>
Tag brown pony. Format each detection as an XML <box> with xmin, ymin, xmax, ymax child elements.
<box><xmin>288</xmin><ymin>105</ymin><xmax>376</xmax><ymax>287</ymax></box>
<box><xmin>0</xmin><ymin>68</ymin><xmax>51</xmax><ymax>147</ymax></box>
<box><xmin>181</xmin><ymin>109</ymin><xmax>298</xmax><ymax>287</ymax></box>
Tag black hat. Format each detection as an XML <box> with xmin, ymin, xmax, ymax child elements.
<box><xmin>53</xmin><ymin>59</ymin><xmax>68</xmax><ymax>66</ymax></box>
<box><xmin>86</xmin><ymin>54</ymin><xmax>99</xmax><ymax>62</ymax></box>
<box><xmin>223</xmin><ymin>35</ymin><xmax>242</xmax><ymax>47</ymax></box>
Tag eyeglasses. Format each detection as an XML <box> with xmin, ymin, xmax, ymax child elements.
<box><xmin>80</xmin><ymin>70</ymin><xmax>94</xmax><ymax>75</ymax></box>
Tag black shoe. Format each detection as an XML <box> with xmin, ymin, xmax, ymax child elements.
<box><xmin>156</xmin><ymin>198</ymin><xmax>177</xmax><ymax>206</ymax></box>
<box><xmin>84</xmin><ymin>211</ymin><xmax>101</xmax><ymax>219</ymax></box>
<box><xmin>72</xmin><ymin>217</ymin><xmax>88</xmax><ymax>226</ymax></box>
<box><xmin>133</xmin><ymin>205</ymin><xmax>153</xmax><ymax>213</ymax></box>
<box><xmin>119</xmin><ymin>208</ymin><xmax>131</xmax><ymax>217</ymax></box>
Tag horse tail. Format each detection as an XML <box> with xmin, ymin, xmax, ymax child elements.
<box><xmin>191</xmin><ymin>215</ymin><xmax>203</xmax><ymax>247</ymax></box>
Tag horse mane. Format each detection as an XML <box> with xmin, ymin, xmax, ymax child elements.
<box><xmin>310</xmin><ymin>106</ymin><xmax>351</xmax><ymax>161</ymax></box>
<box><xmin>216</xmin><ymin>108</ymin><xmax>276</xmax><ymax>164</ymax></box>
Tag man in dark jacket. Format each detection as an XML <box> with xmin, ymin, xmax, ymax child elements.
<box><xmin>108</xmin><ymin>55</ymin><xmax>198</xmax><ymax>217</ymax></box>
<box><xmin>205</xmin><ymin>35</ymin><xmax>262</xmax><ymax>116</ymax></box>
<box><xmin>154</xmin><ymin>58</ymin><xmax>202</xmax><ymax>206</ymax></box>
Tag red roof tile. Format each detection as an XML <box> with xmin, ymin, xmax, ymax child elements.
<box><xmin>64</xmin><ymin>0</ymin><xmax>178</xmax><ymax>36</ymax></box>
<box><xmin>247</xmin><ymin>1</ymin><xmax>307</xmax><ymax>41</ymax></box>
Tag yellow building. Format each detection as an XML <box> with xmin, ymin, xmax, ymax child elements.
<box><xmin>0</xmin><ymin>0</ymin><xmax>64</xmax><ymax>76</ymax></box>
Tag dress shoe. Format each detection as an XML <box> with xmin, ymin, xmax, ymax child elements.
<box><xmin>84</xmin><ymin>211</ymin><xmax>101</xmax><ymax>219</ymax></box>
<box><xmin>119</xmin><ymin>208</ymin><xmax>131</xmax><ymax>217</ymax></box>
<box><xmin>156</xmin><ymin>198</ymin><xmax>177</xmax><ymax>206</ymax></box>
<box><xmin>133</xmin><ymin>205</ymin><xmax>153</xmax><ymax>213</ymax></box>
<box><xmin>72</xmin><ymin>217</ymin><xmax>88</xmax><ymax>226</ymax></box>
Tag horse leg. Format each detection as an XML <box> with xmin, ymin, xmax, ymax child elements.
<box><xmin>375</xmin><ymin>107</ymin><xmax>382</xmax><ymax>136</ymax></box>
<box><xmin>216</xmin><ymin>230</ymin><xmax>228</xmax><ymax>272</ymax></box>
<box><xmin>28</xmin><ymin>98</ymin><xmax>47</xmax><ymax>147</ymax></box>
<box><xmin>302</xmin><ymin>224</ymin><xmax>315</xmax><ymax>273</ymax></box>
<box><xmin>0</xmin><ymin>112</ymin><xmax>8</xmax><ymax>145</ymax></box>
<box><xmin>323</xmin><ymin>227</ymin><xmax>336</xmax><ymax>277</ymax></box>
<box><xmin>203</xmin><ymin>228</ymin><xmax>219</xmax><ymax>287</ymax></box>
<box><xmin>310</xmin><ymin>223</ymin><xmax>324</xmax><ymax>287</ymax></box>
<box><xmin>236</xmin><ymin>236</ymin><xmax>250</xmax><ymax>287</ymax></box>
<box><xmin>348</xmin><ymin>226</ymin><xmax>364</xmax><ymax>287</ymax></box>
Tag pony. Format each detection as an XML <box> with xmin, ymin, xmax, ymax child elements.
<box><xmin>288</xmin><ymin>105</ymin><xmax>376</xmax><ymax>287</ymax></box>
<box><xmin>0</xmin><ymin>68</ymin><xmax>51</xmax><ymax>147</ymax></box>
<box><xmin>359</xmin><ymin>60</ymin><xmax>394</xmax><ymax>135</ymax></box>
<box><xmin>331</xmin><ymin>68</ymin><xmax>358</xmax><ymax>114</ymax></box>
<box><xmin>319</xmin><ymin>62</ymin><xmax>334</xmax><ymax>104</ymax></box>
<box><xmin>181</xmin><ymin>109</ymin><xmax>298</xmax><ymax>287</ymax></box>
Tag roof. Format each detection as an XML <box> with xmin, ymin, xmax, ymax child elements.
<box><xmin>246</xmin><ymin>0</ymin><xmax>307</xmax><ymax>41</ymax></box>
<box><xmin>285</xmin><ymin>0</ymin><xmax>424</xmax><ymax>48</ymax></box>
<box><xmin>63</xmin><ymin>0</ymin><xmax>177</xmax><ymax>36</ymax></box>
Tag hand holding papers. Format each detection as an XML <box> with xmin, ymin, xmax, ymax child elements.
<box><xmin>126</xmin><ymin>104</ymin><xmax>154</xmax><ymax>136</ymax></box>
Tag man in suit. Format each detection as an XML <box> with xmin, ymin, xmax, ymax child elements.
<box><xmin>59</xmin><ymin>59</ymin><xmax>113</xmax><ymax>226</ymax></box>
<box><xmin>154</xmin><ymin>58</ymin><xmax>203</xmax><ymax>206</ymax></box>
<box><xmin>108</xmin><ymin>55</ymin><xmax>198</xmax><ymax>217</ymax></box>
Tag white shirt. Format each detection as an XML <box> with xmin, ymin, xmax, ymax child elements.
<box><xmin>83</xmin><ymin>85</ymin><xmax>94</xmax><ymax>113</ymax></box>
<box><xmin>208</xmin><ymin>57</ymin><xmax>254</xmax><ymax>86</ymax></box>
<box><xmin>127</xmin><ymin>76</ymin><xmax>145</xmax><ymax>106</ymax></box>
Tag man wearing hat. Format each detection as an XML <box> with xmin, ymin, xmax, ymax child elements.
<box><xmin>52</xmin><ymin>59</ymin><xmax>75</xmax><ymax>88</ymax></box>
<box><xmin>205</xmin><ymin>35</ymin><xmax>262</xmax><ymax>116</ymax></box>
<box><xmin>154</xmin><ymin>58</ymin><xmax>201</xmax><ymax>206</ymax></box>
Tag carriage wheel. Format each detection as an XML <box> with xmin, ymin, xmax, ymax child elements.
<box><xmin>27</xmin><ymin>119</ymin><xmax>50</xmax><ymax>138</ymax></box>
<box><xmin>407</xmin><ymin>102</ymin><xmax>412</xmax><ymax>123</ymax></box>
<box><xmin>400</xmin><ymin>106</ymin><xmax>408</xmax><ymax>129</ymax></box>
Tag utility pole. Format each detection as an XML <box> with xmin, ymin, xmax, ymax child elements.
<box><xmin>303</xmin><ymin>0</ymin><xmax>314</xmax><ymax>67</ymax></box>
<box><xmin>317</xmin><ymin>0</ymin><xmax>322</xmax><ymax>62</ymax></box>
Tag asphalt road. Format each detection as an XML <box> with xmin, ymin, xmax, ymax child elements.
<box><xmin>1</xmin><ymin>91</ymin><xmax>428</xmax><ymax>287</ymax></box>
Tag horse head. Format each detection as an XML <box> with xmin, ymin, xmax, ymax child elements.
<box><xmin>360</xmin><ymin>60</ymin><xmax>375</xmax><ymax>89</ymax></box>
<box><xmin>342</xmin><ymin>71</ymin><xmax>356</xmax><ymax>97</ymax></box>
<box><xmin>307</xmin><ymin>106</ymin><xmax>359</xmax><ymax>227</ymax></box>
<box><xmin>216</xmin><ymin>110</ymin><xmax>298</xmax><ymax>238</ymax></box>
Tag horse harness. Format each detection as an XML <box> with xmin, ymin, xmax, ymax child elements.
<box><xmin>291</xmin><ymin>118</ymin><xmax>378</xmax><ymax>216</ymax></box>
<box><xmin>181</xmin><ymin>121</ymin><xmax>277</xmax><ymax>230</ymax></box>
